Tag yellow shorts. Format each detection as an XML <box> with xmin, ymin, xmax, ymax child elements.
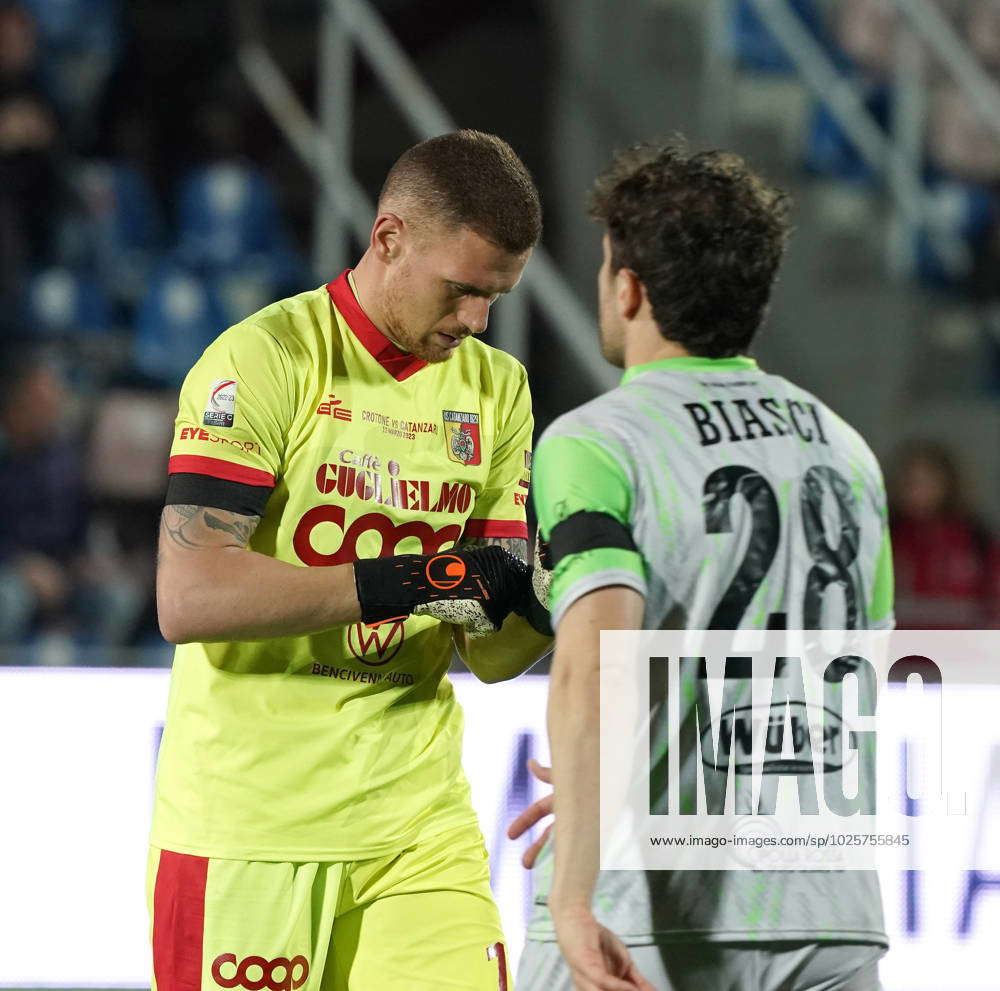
<box><xmin>147</xmin><ymin>822</ymin><xmax>512</xmax><ymax>991</ymax></box>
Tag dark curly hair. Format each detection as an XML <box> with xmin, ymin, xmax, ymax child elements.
<box><xmin>588</xmin><ymin>141</ymin><xmax>790</xmax><ymax>358</ymax></box>
<box><xmin>379</xmin><ymin>129</ymin><xmax>542</xmax><ymax>254</ymax></box>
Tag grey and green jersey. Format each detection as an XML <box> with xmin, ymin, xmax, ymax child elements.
<box><xmin>527</xmin><ymin>355</ymin><xmax>892</xmax><ymax>946</ymax></box>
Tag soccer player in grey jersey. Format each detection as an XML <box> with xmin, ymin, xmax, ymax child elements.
<box><xmin>515</xmin><ymin>144</ymin><xmax>894</xmax><ymax>990</ymax></box>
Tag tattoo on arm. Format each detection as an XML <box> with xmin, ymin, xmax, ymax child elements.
<box><xmin>460</xmin><ymin>535</ymin><xmax>529</xmax><ymax>564</ymax></box>
<box><xmin>160</xmin><ymin>504</ymin><xmax>261</xmax><ymax>553</ymax></box>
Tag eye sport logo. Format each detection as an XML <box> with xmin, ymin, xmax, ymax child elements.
<box><xmin>211</xmin><ymin>953</ymin><xmax>309</xmax><ymax>991</ymax></box>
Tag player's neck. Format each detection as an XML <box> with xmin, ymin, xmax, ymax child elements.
<box><xmin>346</xmin><ymin>256</ymin><xmax>409</xmax><ymax>352</ymax></box>
<box><xmin>623</xmin><ymin>322</ymin><xmax>690</xmax><ymax>369</ymax></box>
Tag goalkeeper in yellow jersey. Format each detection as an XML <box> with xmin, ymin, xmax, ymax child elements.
<box><xmin>149</xmin><ymin>130</ymin><xmax>553</xmax><ymax>991</ymax></box>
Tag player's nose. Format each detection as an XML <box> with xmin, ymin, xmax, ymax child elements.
<box><xmin>458</xmin><ymin>297</ymin><xmax>490</xmax><ymax>336</ymax></box>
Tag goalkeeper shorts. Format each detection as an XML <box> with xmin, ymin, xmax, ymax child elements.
<box><xmin>147</xmin><ymin>820</ymin><xmax>512</xmax><ymax>991</ymax></box>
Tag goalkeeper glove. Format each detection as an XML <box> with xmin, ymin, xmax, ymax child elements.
<box><xmin>353</xmin><ymin>546</ymin><xmax>529</xmax><ymax>638</ymax></box>
<box><xmin>514</xmin><ymin>532</ymin><xmax>553</xmax><ymax>637</ymax></box>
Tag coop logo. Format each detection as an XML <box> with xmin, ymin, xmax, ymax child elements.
<box><xmin>204</xmin><ymin>378</ymin><xmax>237</xmax><ymax>428</ymax></box>
<box><xmin>293</xmin><ymin>505</ymin><xmax>461</xmax><ymax>566</ymax></box>
<box><xmin>348</xmin><ymin>618</ymin><xmax>406</xmax><ymax>666</ymax></box>
<box><xmin>211</xmin><ymin>952</ymin><xmax>309</xmax><ymax>991</ymax></box>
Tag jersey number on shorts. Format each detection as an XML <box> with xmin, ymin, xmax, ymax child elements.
<box><xmin>703</xmin><ymin>465</ymin><xmax>860</xmax><ymax>629</ymax></box>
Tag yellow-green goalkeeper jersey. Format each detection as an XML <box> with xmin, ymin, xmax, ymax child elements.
<box><xmin>151</xmin><ymin>271</ymin><xmax>533</xmax><ymax>861</ymax></box>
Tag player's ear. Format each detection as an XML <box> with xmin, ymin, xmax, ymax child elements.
<box><xmin>371</xmin><ymin>212</ymin><xmax>405</xmax><ymax>262</ymax></box>
<box><xmin>616</xmin><ymin>267</ymin><xmax>643</xmax><ymax>321</ymax></box>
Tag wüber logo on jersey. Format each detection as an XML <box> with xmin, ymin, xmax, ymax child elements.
<box><xmin>204</xmin><ymin>378</ymin><xmax>237</xmax><ymax>428</ymax></box>
<box><xmin>442</xmin><ymin>410</ymin><xmax>481</xmax><ymax>466</ymax></box>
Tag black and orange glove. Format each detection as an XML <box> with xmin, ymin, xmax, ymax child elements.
<box><xmin>513</xmin><ymin>532</ymin><xmax>553</xmax><ymax>637</ymax></box>
<box><xmin>353</xmin><ymin>546</ymin><xmax>530</xmax><ymax>638</ymax></box>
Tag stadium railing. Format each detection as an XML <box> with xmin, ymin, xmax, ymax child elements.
<box><xmin>704</xmin><ymin>0</ymin><xmax>1000</xmax><ymax>282</ymax></box>
<box><xmin>233</xmin><ymin>0</ymin><xmax>618</xmax><ymax>395</ymax></box>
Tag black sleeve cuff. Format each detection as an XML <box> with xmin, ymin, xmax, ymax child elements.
<box><xmin>164</xmin><ymin>473</ymin><xmax>272</xmax><ymax>517</ymax></box>
<box><xmin>548</xmin><ymin>510</ymin><xmax>638</xmax><ymax>567</ymax></box>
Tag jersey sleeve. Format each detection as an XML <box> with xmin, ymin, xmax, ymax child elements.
<box><xmin>869</xmin><ymin>508</ymin><xmax>895</xmax><ymax>631</ymax></box>
<box><xmin>463</xmin><ymin>365</ymin><xmax>532</xmax><ymax>542</ymax></box>
<box><xmin>532</xmin><ymin>431</ymin><xmax>648</xmax><ymax>629</ymax></box>
<box><xmin>166</xmin><ymin>321</ymin><xmax>294</xmax><ymax>516</ymax></box>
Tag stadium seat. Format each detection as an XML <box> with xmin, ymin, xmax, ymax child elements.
<box><xmin>730</xmin><ymin>0</ymin><xmax>828</xmax><ymax>73</ymax></box>
<box><xmin>210</xmin><ymin>265</ymin><xmax>280</xmax><ymax>329</ymax></box>
<box><xmin>803</xmin><ymin>82</ymin><xmax>892</xmax><ymax>183</ymax></box>
<box><xmin>915</xmin><ymin>177</ymin><xmax>996</xmax><ymax>289</ymax></box>
<box><xmin>22</xmin><ymin>0</ymin><xmax>118</xmax><ymax>52</ymax></box>
<box><xmin>25</xmin><ymin>267</ymin><xmax>113</xmax><ymax>336</ymax></box>
<box><xmin>133</xmin><ymin>266</ymin><xmax>226</xmax><ymax>388</ymax></box>
<box><xmin>73</xmin><ymin>160</ymin><xmax>164</xmax><ymax>307</ymax></box>
<box><xmin>174</xmin><ymin>162</ymin><xmax>305</xmax><ymax>290</ymax></box>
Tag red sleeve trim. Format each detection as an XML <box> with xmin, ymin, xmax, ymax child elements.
<box><xmin>463</xmin><ymin>518</ymin><xmax>529</xmax><ymax>540</ymax></box>
<box><xmin>168</xmin><ymin>455</ymin><xmax>275</xmax><ymax>488</ymax></box>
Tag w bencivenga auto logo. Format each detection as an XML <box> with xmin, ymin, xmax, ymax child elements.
<box><xmin>347</xmin><ymin>619</ymin><xmax>406</xmax><ymax>665</ymax></box>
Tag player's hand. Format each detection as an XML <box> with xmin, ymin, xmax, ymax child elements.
<box><xmin>550</xmin><ymin>904</ymin><xmax>656</xmax><ymax>991</ymax></box>
<box><xmin>353</xmin><ymin>545</ymin><xmax>529</xmax><ymax>638</ymax></box>
<box><xmin>514</xmin><ymin>531</ymin><xmax>553</xmax><ymax>636</ymax></box>
<box><xmin>507</xmin><ymin>758</ymin><xmax>553</xmax><ymax>868</ymax></box>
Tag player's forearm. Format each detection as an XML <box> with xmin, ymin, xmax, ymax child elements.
<box><xmin>453</xmin><ymin>612</ymin><xmax>552</xmax><ymax>683</ymax></box>
<box><xmin>547</xmin><ymin>632</ymin><xmax>602</xmax><ymax>913</ymax></box>
<box><xmin>158</xmin><ymin>547</ymin><xmax>360</xmax><ymax>643</ymax></box>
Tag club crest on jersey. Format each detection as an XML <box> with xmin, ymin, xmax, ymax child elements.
<box><xmin>442</xmin><ymin>410</ymin><xmax>481</xmax><ymax>466</ymax></box>
<box><xmin>204</xmin><ymin>379</ymin><xmax>237</xmax><ymax>428</ymax></box>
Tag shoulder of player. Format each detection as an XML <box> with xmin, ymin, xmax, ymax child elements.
<box><xmin>770</xmin><ymin>375</ymin><xmax>885</xmax><ymax>479</ymax></box>
<box><xmin>536</xmin><ymin>391</ymin><xmax>639</xmax><ymax>486</ymax></box>
<box><xmin>455</xmin><ymin>336</ymin><xmax>530</xmax><ymax>406</ymax></box>
<box><xmin>539</xmin><ymin>384</ymin><xmax>636</xmax><ymax>448</ymax></box>
<box><xmin>785</xmin><ymin>381</ymin><xmax>875</xmax><ymax>454</ymax></box>
<box><xmin>211</xmin><ymin>287</ymin><xmax>328</xmax><ymax>363</ymax></box>
<box><xmin>244</xmin><ymin>286</ymin><xmax>330</xmax><ymax>353</ymax></box>
<box><xmin>458</xmin><ymin>335</ymin><xmax>527</xmax><ymax>378</ymax></box>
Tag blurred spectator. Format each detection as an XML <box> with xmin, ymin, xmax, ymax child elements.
<box><xmin>929</xmin><ymin>83</ymin><xmax>1000</xmax><ymax>185</ymax></box>
<box><xmin>964</xmin><ymin>0</ymin><xmax>1000</xmax><ymax>72</ymax></box>
<box><xmin>0</xmin><ymin>1</ymin><xmax>65</xmax><ymax>325</ymax></box>
<box><xmin>888</xmin><ymin>439</ymin><xmax>998</xmax><ymax>628</ymax></box>
<box><xmin>836</xmin><ymin>0</ymin><xmax>896</xmax><ymax>79</ymax></box>
<box><xmin>0</xmin><ymin>344</ymin><xmax>144</xmax><ymax>648</ymax></box>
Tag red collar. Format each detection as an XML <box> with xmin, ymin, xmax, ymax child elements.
<box><xmin>326</xmin><ymin>270</ymin><xmax>428</xmax><ymax>382</ymax></box>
